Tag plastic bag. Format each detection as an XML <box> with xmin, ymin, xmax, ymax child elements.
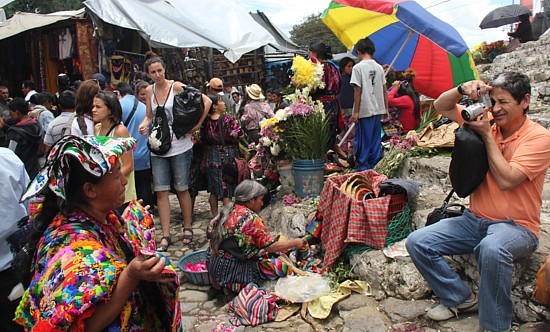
<box><xmin>172</xmin><ymin>86</ymin><xmax>203</xmax><ymax>139</ymax></box>
<box><xmin>274</xmin><ymin>274</ymin><xmax>330</xmax><ymax>303</ymax></box>
<box><xmin>449</xmin><ymin>124</ymin><xmax>488</xmax><ymax>198</ymax></box>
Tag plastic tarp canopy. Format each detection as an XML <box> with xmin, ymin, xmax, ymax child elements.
<box><xmin>0</xmin><ymin>9</ymin><xmax>85</xmax><ymax>40</ymax></box>
<box><xmin>84</xmin><ymin>0</ymin><xmax>279</xmax><ymax>63</ymax></box>
<box><xmin>0</xmin><ymin>0</ymin><xmax>16</xmax><ymax>7</ymax></box>
<box><xmin>249</xmin><ymin>11</ymin><xmax>306</xmax><ymax>54</ymax></box>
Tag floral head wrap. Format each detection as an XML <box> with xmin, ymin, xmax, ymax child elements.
<box><xmin>21</xmin><ymin>135</ymin><xmax>136</xmax><ymax>202</ymax></box>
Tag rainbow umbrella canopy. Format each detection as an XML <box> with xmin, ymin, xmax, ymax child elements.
<box><xmin>322</xmin><ymin>0</ymin><xmax>479</xmax><ymax>99</ymax></box>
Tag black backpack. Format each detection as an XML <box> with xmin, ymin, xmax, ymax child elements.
<box><xmin>148</xmin><ymin>83</ymin><xmax>173</xmax><ymax>155</ymax></box>
<box><xmin>172</xmin><ymin>86</ymin><xmax>203</xmax><ymax>139</ymax></box>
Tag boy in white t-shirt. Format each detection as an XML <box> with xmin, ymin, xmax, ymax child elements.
<box><xmin>350</xmin><ymin>37</ymin><xmax>388</xmax><ymax>171</ymax></box>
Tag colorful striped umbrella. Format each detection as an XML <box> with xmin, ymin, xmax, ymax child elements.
<box><xmin>322</xmin><ymin>0</ymin><xmax>479</xmax><ymax>98</ymax></box>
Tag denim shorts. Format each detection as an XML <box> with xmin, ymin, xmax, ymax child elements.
<box><xmin>151</xmin><ymin>148</ymin><xmax>192</xmax><ymax>192</ymax></box>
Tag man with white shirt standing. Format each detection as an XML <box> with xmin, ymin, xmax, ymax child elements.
<box><xmin>0</xmin><ymin>147</ymin><xmax>29</xmax><ymax>332</ymax></box>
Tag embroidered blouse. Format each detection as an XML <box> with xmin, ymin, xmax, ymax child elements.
<box><xmin>15</xmin><ymin>209</ymin><xmax>180</xmax><ymax>331</ymax></box>
<box><xmin>202</xmin><ymin>114</ymin><xmax>242</xmax><ymax>146</ymax></box>
<box><xmin>208</xmin><ymin>204</ymin><xmax>275</xmax><ymax>260</ymax></box>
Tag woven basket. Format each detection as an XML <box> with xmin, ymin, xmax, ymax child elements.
<box><xmin>177</xmin><ymin>249</ymin><xmax>210</xmax><ymax>286</ymax></box>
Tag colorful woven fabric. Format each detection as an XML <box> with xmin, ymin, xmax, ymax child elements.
<box><xmin>15</xmin><ymin>209</ymin><xmax>181</xmax><ymax>331</ymax></box>
<box><xmin>21</xmin><ymin>135</ymin><xmax>136</xmax><ymax>201</ymax></box>
<box><xmin>258</xmin><ymin>258</ymin><xmax>293</xmax><ymax>279</ymax></box>
<box><xmin>318</xmin><ymin>170</ymin><xmax>390</xmax><ymax>267</ymax></box>
<box><xmin>123</xmin><ymin>199</ymin><xmax>179</xmax><ymax>277</ymax></box>
<box><xmin>305</xmin><ymin>213</ymin><xmax>323</xmax><ymax>238</ymax></box>
<box><xmin>123</xmin><ymin>199</ymin><xmax>156</xmax><ymax>255</ymax></box>
<box><xmin>228</xmin><ymin>283</ymin><xmax>279</xmax><ymax>326</ymax></box>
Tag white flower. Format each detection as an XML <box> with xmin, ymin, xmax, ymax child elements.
<box><xmin>270</xmin><ymin>144</ymin><xmax>281</xmax><ymax>156</ymax></box>
<box><xmin>311</xmin><ymin>62</ymin><xmax>325</xmax><ymax>90</ymax></box>
<box><xmin>275</xmin><ymin>109</ymin><xmax>288</xmax><ymax>122</ymax></box>
<box><xmin>148</xmin><ymin>129</ymin><xmax>161</xmax><ymax>149</ymax></box>
<box><xmin>262</xmin><ymin>137</ymin><xmax>272</xmax><ymax>147</ymax></box>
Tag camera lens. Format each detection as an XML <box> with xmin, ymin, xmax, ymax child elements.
<box><xmin>461</xmin><ymin>103</ymin><xmax>484</xmax><ymax>121</ymax></box>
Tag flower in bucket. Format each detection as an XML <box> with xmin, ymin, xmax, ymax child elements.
<box><xmin>257</xmin><ymin>93</ymin><xmax>330</xmax><ymax>162</ymax></box>
<box><xmin>283</xmin><ymin>96</ymin><xmax>331</xmax><ymax>160</ymax></box>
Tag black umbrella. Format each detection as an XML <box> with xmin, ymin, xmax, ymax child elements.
<box><xmin>479</xmin><ymin>4</ymin><xmax>531</xmax><ymax>29</ymax></box>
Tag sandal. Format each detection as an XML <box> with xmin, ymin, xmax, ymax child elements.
<box><xmin>158</xmin><ymin>236</ymin><xmax>172</xmax><ymax>252</ymax></box>
<box><xmin>182</xmin><ymin>228</ymin><xmax>194</xmax><ymax>245</ymax></box>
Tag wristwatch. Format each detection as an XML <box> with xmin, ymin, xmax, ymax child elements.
<box><xmin>457</xmin><ymin>84</ymin><xmax>466</xmax><ymax>95</ymax></box>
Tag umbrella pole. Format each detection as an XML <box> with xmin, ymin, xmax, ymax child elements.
<box><xmin>384</xmin><ymin>30</ymin><xmax>414</xmax><ymax>77</ymax></box>
<box><xmin>337</xmin><ymin>123</ymin><xmax>355</xmax><ymax>147</ymax></box>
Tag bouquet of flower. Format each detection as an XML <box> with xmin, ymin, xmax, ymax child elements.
<box><xmin>291</xmin><ymin>55</ymin><xmax>325</xmax><ymax>90</ymax></box>
<box><xmin>472</xmin><ymin>40</ymin><xmax>506</xmax><ymax>64</ymax></box>
<box><xmin>375</xmin><ymin>135</ymin><xmax>417</xmax><ymax>178</ymax></box>
<box><xmin>256</xmin><ymin>88</ymin><xmax>331</xmax><ymax>162</ymax></box>
<box><xmin>482</xmin><ymin>40</ymin><xmax>506</xmax><ymax>62</ymax></box>
<box><xmin>284</xmin><ymin>100</ymin><xmax>331</xmax><ymax>160</ymax></box>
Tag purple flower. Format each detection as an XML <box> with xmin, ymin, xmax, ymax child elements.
<box><xmin>288</xmin><ymin>102</ymin><xmax>314</xmax><ymax>117</ymax></box>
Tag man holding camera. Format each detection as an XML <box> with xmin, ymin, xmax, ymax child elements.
<box><xmin>406</xmin><ymin>72</ymin><xmax>550</xmax><ymax>332</ymax></box>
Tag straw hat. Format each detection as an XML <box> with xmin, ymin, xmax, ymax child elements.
<box><xmin>246</xmin><ymin>84</ymin><xmax>264</xmax><ymax>100</ymax></box>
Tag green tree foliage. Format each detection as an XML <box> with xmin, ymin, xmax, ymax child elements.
<box><xmin>289</xmin><ymin>13</ymin><xmax>346</xmax><ymax>53</ymax></box>
<box><xmin>4</xmin><ymin>0</ymin><xmax>83</xmax><ymax>17</ymax></box>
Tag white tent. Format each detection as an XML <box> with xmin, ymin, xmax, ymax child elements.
<box><xmin>0</xmin><ymin>8</ymin><xmax>85</xmax><ymax>40</ymax></box>
<box><xmin>84</xmin><ymin>0</ymin><xmax>281</xmax><ymax>63</ymax></box>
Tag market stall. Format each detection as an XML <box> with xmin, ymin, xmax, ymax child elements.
<box><xmin>0</xmin><ymin>9</ymin><xmax>96</xmax><ymax>95</ymax></box>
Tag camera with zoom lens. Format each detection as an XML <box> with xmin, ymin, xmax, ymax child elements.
<box><xmin>461</xmin><ymin>93</ymin><xmax>492</xmax><ymax>121</ymax></box>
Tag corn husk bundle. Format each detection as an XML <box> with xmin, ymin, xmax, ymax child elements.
<box><xmin>339</xmin><ymin>174</ymin><xmax>374</xmax><ymax>200</ymax></box>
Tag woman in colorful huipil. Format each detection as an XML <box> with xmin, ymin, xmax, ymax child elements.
<box><xmin>14</xmin><ymin>136</ymin><xmax>181</xmax><ymax>331</ymax></box>
<box><xmin>201</xmin><ymin>94</ymin><xmax>243</xmax><ymax>217</ymax></box>
<box><xmin>308</xmin><ymin>42</ymin><xmax>343</xmax><ymax>156</ymax></box>
<box><xmin>207</xmin><ymin>180</ymin><xmax>310</xmax><ymax>301</ymax></box>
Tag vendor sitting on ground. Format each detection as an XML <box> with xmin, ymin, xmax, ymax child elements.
<box><xmin>207</xmin><ymin>180</ymin><xmax>311</xmax><ymax>300</ymax></box>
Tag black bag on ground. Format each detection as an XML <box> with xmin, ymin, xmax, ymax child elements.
<box><xmin>172</xmin><ymin>86</ymin><xmax>204</xmax><ymax>139</ymax></box>
<box><xmin>449</xmin><ymin>123</ymin><xmax>489</xmax><ymax>198</ymax></box>
<box><xmin>426</xmin><ymin>189</ymin><xmax>466</xmax><ymax>226</ymax></box>
<box><xmin>148</xmin><ymin>105</ymin><xmax>172</xmax><ymax>155</ymax></box>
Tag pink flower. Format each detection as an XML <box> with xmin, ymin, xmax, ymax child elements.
<box><xmin>288</xmin><ymin>102</ymin><xmax>314</xmax><ymax>117</ymax></box>
<box><xmin>282</xmin><ymin>194</ymin><xmax>301</xmax><ymax>206</ymax></box>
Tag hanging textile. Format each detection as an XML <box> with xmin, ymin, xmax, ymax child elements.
<box><xmin>109</xmin><ymin>55</ymin><xmax>131</xmax><ymax>86</ymax></box>
<box><xmin>58</xmin><ymin>28</ymin><xmax>73</xmax><ymax>60</ymax></box>
<box><xmin>76</xmin><ymin>20</ymin><xmax>98</xmax><ymax>79</ymax></box>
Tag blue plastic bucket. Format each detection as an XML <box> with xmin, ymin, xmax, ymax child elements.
<box><xmin>292</xmin><ymin>159</ymin><xmax>325</xmax><ymax>197</ymax></box>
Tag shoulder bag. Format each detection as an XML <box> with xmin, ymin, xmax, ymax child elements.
<box><xmin>426</xmin><ymin>189</ymin><xmax>466</xmax><ymax>226</ymax></box>
<box><xmin>123</xmin><ymin>96</ymin><xmax>139</xmax><ymax>127</ymax></box>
